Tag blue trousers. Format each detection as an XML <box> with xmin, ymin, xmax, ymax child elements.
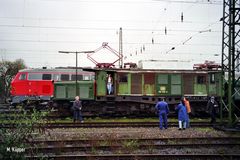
<box><xmin>107</xmin><ymin>83</ymin><xmax>112</xmax><ymax>94</ymax></box>
<box><xmin>73</xmin><ymin>110</ymin><xmax>83</xmax><ymax>121</ymax></box>
<box><xmin>159</xmin><ymin>112</ymin><xmax>167</xmax><ymax>129</ymax></box>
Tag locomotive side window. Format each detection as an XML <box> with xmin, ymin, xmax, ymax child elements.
<box><xmin>61</xmin><ymin>74</ymin><xmax>70</xmax><ymax>81</ymax></box>
<box><xmin>158</xmin><ymin>74</ymin><xmax>168</xmax><ymax>84</ymax></box>
<box><xmin>83</xmin><ymin>75</ymin><xmax>90</xmax><ymax>81</ymax></box>
<box><xmin>19</xmin><ymin>74</ymin><xmax>26</xmax><ymax>80</ymax></box>
<box><xmin>210</xmin><ymin>74</ymin><xmax>215</xmax><ymax>84</ymax></box>
<box><xmin>119</xmin><ymin>74</ymin><xmax>128</xmax><ymax>83</ymax></box>
<box><xmin>42</xmin><ymin>74</ymin><xmax>52</xmax><ymax>80</ymax></box>
<box><xmin>91</xmin><ymin>75</ymin><xmax>95</xmax><ymax>80</ymax></box>
<box><xmin>53</xmin><ymin>74</ymin><xmax>60</xmax><ymax>81</ymax></box>
<box><xmin>197</xmin><ymin>76</ymin><xmax>206</xmax><ymax>84</ymax></box>
<box><xmin>28</xmin><ymin>73</ymin><xmax>42</xmax><ymax>80</ymax></box>
<box><xmin>71</xmin><ymin>75</ymin><xmax>83</xmax><ymax>81</ymax></box>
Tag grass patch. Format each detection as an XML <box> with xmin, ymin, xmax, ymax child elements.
<box><xmin>122</xmin><ymin>139</ymin><xmax>139</xmax><ymax>153</ymax></box>
<box><xmin>195</xmin><ymin>127</ymin><xmax>214</xmax><ymax>132</ymax></box>
<box><xmin>0</xmin><ymin>117</ymin><xmax>212</xmax><ymax>124</ymax></box>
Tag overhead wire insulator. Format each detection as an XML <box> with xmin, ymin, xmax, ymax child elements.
<box><xmin>181</xmin><ymin>12</ymin><xmax>184</xmax><ymax>22</ymax></box>
<box><xmin>143</xmin><ymin>45</ymin><xmax>145</xmax><ymax>51</ymax></box>
<box><xmin>165</xmin><ymin>27</ymin><xmax>167</xmax><ymax>35</ymax></box>
<box><xmin>152</xmin><ymin>38</ymin><xmax>154</xmax><ymax>44</ymax></box>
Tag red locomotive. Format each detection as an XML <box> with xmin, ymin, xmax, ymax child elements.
<box><xmin>10</xmin><ymin>68</ymin><xmax>94</xmax><ymax>105</ymax></box>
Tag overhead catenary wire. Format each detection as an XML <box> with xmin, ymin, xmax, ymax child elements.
<box><xmin>0</xmin><ymin>31</ymin><xmax>220</xmax><ymax>38</ymax></box>
<box><xmin>0</xmin><ymin>0</ymin><xmax>223</xmax><ymax>67</ymax></box>
<box><xmin>136</xmin><ymin>0</ymin><xmax>221</xmax><ymax>55</ymax></box>
<box><xmin>152</xmin><ymin>0</ymin><xmax>222</xmax><ymax>5</ymax></box>
<box><xmin>164</xmin><ymin>20</ymin><xmax>219</xmax><ymax>54</ymax></box>
<box><xmin>0</xmin><ymin>51</ymin><xmax>220</xmax><ymax>56</ymax></box>
<box><xmin>0</xmin><ymin>39</ymin><xmax>221</xmax><ymax>46</ymax></box>
<box><xmin>41</xmin><ymin>0</ymin><xmax>223</xmax><ymax>5</ymax></box>
<box><xmin>0</xmin><ymin>24</ymin><xmax>221</xmax><ymax>32</ymax></box>
<box><xmin>0</xmin><ymin>16</ymin><xmax>223</xmax><ymax>24</ymax></box>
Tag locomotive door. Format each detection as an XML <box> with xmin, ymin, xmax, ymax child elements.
<box><xmin>183</xmin><ymin>74</ymin><xmax>194</xmax><ymax>94</ymax></box>
<box><xmin>208</xmin><ymin>73</ymin><xmax>217</xmax><ymax>96</ymax></box>
<box><xmin>96</xmin><ymin>71</ymin><xmax>107</xmax><ymax>96</ymax></box>
<box><xmin>131</xmin><ymin>73</ymin><xmax>142</xmax><ymax>94</ymax></box>
<box><xmin>106</xmin><ymin>71</ymin><xmax>114</xmax><ymax>95</ymax></box>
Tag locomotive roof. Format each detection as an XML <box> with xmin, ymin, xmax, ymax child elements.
<box><xmin>19</xmin><ymin>67</ymin><xmax>222</xmax><ymax>74</ymax></box>
<box><xmin>82</xmin><ymin>67</ymin><xmax>221</xmax><ymax>74</ymax></box>
<box><xmin>19</xmin><ymin>68</ymin><xmax>92</xmax><ymax>73</ymax></box>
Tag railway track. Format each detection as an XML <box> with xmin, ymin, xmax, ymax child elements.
<box><xmin>24</xmin><ymin>137</ymin><xmax>240</xmax><ymax>159</ymax></box>
<box><xmin>26</xmin><ymin>154</ymin><xmax>240</xmax><ymax>159</ymax></box>
<box><xmin>0</xmin><ymin>121</ymin><xmax>217</xmax><ymax>128</ymax></box>
<box><xmin>45</xmin><ymin>121</ymin><xmax>215</xmax><ymax>128</ymax></box>
<box><xmin>0</xmin><ymin>114</ymin><xmax>67</xmax><ymax>120</ymax></box>
<box><xmin>30</xmin><ymin>136</ymin><xmax>240</xmax><ymax>145</ymax></box>
<box><xmin>0</xmin><ymin>103</ymin><xmax>10</xmax><ymax>108</ymax></box>
<box><xmin>31</xmin><ymin>143</ymin><xmax>240</xmax><ymax>153</ymax></box>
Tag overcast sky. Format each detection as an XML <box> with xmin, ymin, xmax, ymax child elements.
<box><xmin>0</xmin><ymin>0</ymin><xmax>223</xmax><ymax>69</ymax></box>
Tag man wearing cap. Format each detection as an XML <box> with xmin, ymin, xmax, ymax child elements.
<box><xmin>207</xmin><ymin>96</ymin><xmax>218</xmax><ymax>124</ymax></box>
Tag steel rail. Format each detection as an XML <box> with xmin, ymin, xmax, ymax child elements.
<box><xmin>31</xmin><ymin>136</ymin><xmax>240</xmax><ymax>145</ymax></box>
<box><xmin>23</xmin><ymin>137</ymin><xmax>240</xmax><ymax>155</ymax></box>
<box><xmin>0</xmin><ymin>122</ymin><xmax>216</xmax><ymax>128</ymax></box>
<box><xmin>27</xmin><ymin>143</ymin><xmax>240</xmax><ymax>153</ymax></box>
<box><xmin>25</xmin><ymin>154</ymin><xmax>240</xmax><ymax>159</ymax></box>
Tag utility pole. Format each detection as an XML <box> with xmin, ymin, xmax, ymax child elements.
<box><xmin>119</xmin><ymin>27</ymin><xmax>123</xmax><ymax>68</ymax></box>
<box><xmin>221</xmin><ymin>0</ymin><xmax>240</xmax><ymax>127</ymax></box>
<box><xmin>59</xmin><ymin>50</ymin><xmax>94</xmax><ymax>96</ymax></box>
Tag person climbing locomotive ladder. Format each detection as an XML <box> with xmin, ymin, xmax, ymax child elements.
<box><xmin>72</xmin><ymin>96</ymin><xmax>84</xmax><ymax>123</ymax></box>
<box><xmin>107</xmin><ymin>74</ymin><xmax>113</xmax><ymax>95</ymax></box>
<box><xmin>155</xmin><ymin>98</ymin><xmax>169</xmax><ymax>130</ymax></box>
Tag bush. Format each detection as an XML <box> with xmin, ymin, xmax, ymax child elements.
<box><xmin>0</xmin><ymin>108</ymin><xmax>48</xmax><ymax>159</ymax></box>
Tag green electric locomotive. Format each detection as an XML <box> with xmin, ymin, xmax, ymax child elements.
<box><xmin>53</xmin><ymin>67</ymin><xmax>223</xmax><ymax>117</ymax></box>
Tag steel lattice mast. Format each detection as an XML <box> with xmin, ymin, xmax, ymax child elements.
<box><xmin>221</xmin><ymin>0</ymin><xmax>240</xmax><ymax>126</ymax></box>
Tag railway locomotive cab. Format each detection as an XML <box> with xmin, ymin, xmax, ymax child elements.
<box><xmin>53</xmin><ymin>68</ymin><xmax>222</xmax><ymax>116</ymax></box>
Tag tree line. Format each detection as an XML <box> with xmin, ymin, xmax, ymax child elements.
<box><xmin>0</xmin><ymin>59</ymin><xmax>26</xmax><ymax>103</ymax></box>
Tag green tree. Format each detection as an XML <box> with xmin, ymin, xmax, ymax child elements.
<box><xmin>0</xmin><ymin>59</ymin><xmax>26</xmax><ymax>103</ymax></box>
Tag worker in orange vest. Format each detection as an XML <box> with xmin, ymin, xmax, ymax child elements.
<box><xmin>183</xmin><ymin>97</ymin><xmax>191</xmax><ymax>128</ymax></box>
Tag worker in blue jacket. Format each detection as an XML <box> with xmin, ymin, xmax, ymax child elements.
<box><xmin>155</xmin><ymin>98</ymin><xmax>169</xmax><ymax>130</ymax></box>
<box><xmin>175</xmin><ymin>99</ymin><xmax>187</xmax><ymax>130</ymax></box>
